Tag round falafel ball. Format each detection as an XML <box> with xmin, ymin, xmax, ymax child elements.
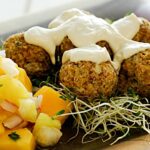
<box><xmin>3</xmin><ymin>33</ymin><xmax>52</xmax><ymax>77</ymax></box>
<box><xmin>133</xmin><ymin>19</ymin><xmax>150</xmax><ymax>43</ymax></box>
<box><xmin>118</xmin><ymin>49</ymin><xmax>150</xmax><ymax>98</ymax></box>
<box><xmin>59</xmin><ymin>61</ymin><xmax>118</xmax><ymax>100</ymax></box>
<box><xmin>60</xmin><ymin>36</ymin><xmax>113</xmax><ymax>59</ymax></box>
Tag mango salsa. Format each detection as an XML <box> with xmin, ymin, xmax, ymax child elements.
<box><xmin>0</xmin><ymin>122</ymin><xmax>5</xmax><ymax>135</ymax></box>
<box><xmin>16</xmin><ymin>68</ymin><xmax>32</xmax><ymax>92</ymax></box>
<box><xmin>33</xmin><ymin>113</ymin><xmax>61</xmax><ymax>134</ymax></box>
<box><xmin>0</xmin><ymin>57</ymin><xmax>32</xmax><ymax>92</ymax></box>
<box><xmin>19</xmin><ymin>99</ymin><xmax>37</xmax><ymax>123</ymax></box>
<box><xmin>34</xmin><ymin>86</ymin><xmax>72</xmax><ymax>124</ymax></box>
<box><xmin>0</xmin><ymin>107</ymin><xmax>12</xmax><ymax>122</ymax></box>
<box><xmin>0</xmin><ymin>128</ymin><xmax>35</xmax><ymax>150</ymax></box>
<box><xmin>0</xmin><ymin>75</ymin><xmax>31</xmax><ymax>106</ymax></box>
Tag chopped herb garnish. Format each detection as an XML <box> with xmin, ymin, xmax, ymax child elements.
<box><xmin>51</xmin><ymin>116</ymin><xmax>55</xmax><ymax>120</ymax></box>
<box><xmin>127</xmin><ymin>87</ymin><xmax>138</xmax><ymax>98</ymax></box>
<box><xmin>8</xmin><ymin>132</ymin><xmax>20</xmax><ymax>141</ymax></box>
<box><xmin>56</xmin><ymin>109</ymin><xmax>65</xmax><ymax>116</ymax></box>
<box><xmin>59</xmin><ymin>95</ymin><xmax>67</xmax><ymax>101</ymax></box>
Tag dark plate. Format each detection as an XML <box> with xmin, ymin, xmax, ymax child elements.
<box><xmin>36</xmin><ymin>116</ymin><xmax>147</xmax><ymax>150</ymax></box>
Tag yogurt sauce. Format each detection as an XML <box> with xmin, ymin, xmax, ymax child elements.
<box><xmin>24</xmin><ymin>15</ymin><xmax>125</xmax><ymax>64</ymax></box>
<box><xmin>112</xmin><ymin>13</ymin><xmax>142</xmax><ymax>39</ymax></box>
<box><xmin>113</xmin><ymin>40</ymin><xmax>150</xmax><ymax>70</ymax></box>
<box><xmin>24</xmin><ymin>9</ymin><xmax>150</xmax><ymax>71</ymax></box>
<box><xmin>48</xmin><ymin>8</ymin><xmax>91</xmax><ymax>29</ymax></box>
<box><xmin>62</xmin><ymin>45</ymin><xmax>111</xmax><ymax>64</ymax></box>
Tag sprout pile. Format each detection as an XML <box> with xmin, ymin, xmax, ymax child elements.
<box><xmin>69</xmin><ymin>96</ymin><xmax>150</xmax><ymax>144</ymax></box>
<box><xmin>38</xmin><ymin>81</ymin><xmax>150</xmax><ymax>145</ymax></box>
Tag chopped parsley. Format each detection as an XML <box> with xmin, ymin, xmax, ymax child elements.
<box><xmin>56</xmin><ymin>109</ymin><xmax>65</xmax><ymax>116</ymax></box>
<box><xmin>8</xmin><ymin>132</ymin><xmax>20</xmax><ymax>141</ymax></box>
<box><xmin>59</xmin><ymin>95</ymin><xmax>67</xmax><ymax>101</ymax></box>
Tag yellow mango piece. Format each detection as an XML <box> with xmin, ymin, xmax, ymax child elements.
<box><xmin>0</xmin><ymin>57</ymin><xmax>5</xmax><ymax>75</ymax></box>
<box><xmin>0</xmin><ymin>128</ymin><xmax>35</xmax><ymax>150</ymax></box>
<box><xmin>16</xmin><ymin>68</ymin><xmax>32</xmax><ymax>92</ymax></box>
<box><xmin>33</xmin><ymin>113</ymin><xmax>61</xmax><ymax>134</ymax></box>
<box><xmin>0</xmin><ymin>75</ymin><xmax>31</xmax><ymax>106</ymax></box>
<box><xmin>0</xmin><ymin>122</ymin><xmax>5</xmax><ymax>135</ymax></box>
<box><xmin>0</xmin><ymin>57</ymin><xmax>32</xmax><ymax>92</ymax></box>
<box><xmin>0</xmin><ymin>68</ymin><xmax>5</xmax><ymax>76</ymax></box>
<box><xmin>19</xmin><ymin>99</ymin><xmax>37</xmax><ymax>123</ymax></box>
<box><xmin>34</xmin><ymin>86</ymin><xmax>72</xmax><ymax>124</ymax></box>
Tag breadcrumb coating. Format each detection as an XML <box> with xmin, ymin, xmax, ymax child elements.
<box><xmin>118</xmin><ymin>49</ymin><xmax>150</xmax><ymax>98</ymax></box>
<box><xmin>59</xmin><ymin>61</ymin><xmax>117</xmax><ymax>100</ymax></box>
<box><xmin>133</xmin><ymin>19</ymin><xmax>150</xmax><ymax>43</ymax></box>
<box><xmin>4</xmin><ymin>33</ymin><xmax>52</xmax><ymax>77</ymax></box>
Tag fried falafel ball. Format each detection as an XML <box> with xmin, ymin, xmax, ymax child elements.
<box><xmin>3</xmin><ymin>33</ymin><xmax>52</xmax><ymax>77</ymax></box>
<box><xmin>118</xmin><ymin>49</ymin><xmax>150</xmax><ymax>98</ymax></box>
<box><xmin>59</xmin><ymin>61</ymin><xmax>118</xmax><ymax>100</ymax></box>
<box><xmin>60</xmin><ymin>36</ymin><xmax>113</xmax><ymax>59</ymax></box>
<box><xmin>133</xmin><ymin>18</ymin><xmax>150</xmax><ymax>43</ymax></box>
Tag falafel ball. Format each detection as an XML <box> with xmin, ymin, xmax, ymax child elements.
<box><xmin>3</xmin><ymin>33</ymin><xmax>52</xmax><ymax>77</ymax></box>
<box><xmin>133</xmin><ymin>19</ymin><xmax>150</xmax><ymax>43</ymax></box>
<box><xmin>60</xmin><ymin>36</ymin><xmax>113</xmax><ymax>59</ymax></box>
<box><xmin>59</xmin><ymin>61</ymin><xmax>118</xmax><ymax>100</ymax></box>
<box><xmin>118</xmin><ymin>49</ymin><xmax>150</xmax><ymax>98</ymax></box>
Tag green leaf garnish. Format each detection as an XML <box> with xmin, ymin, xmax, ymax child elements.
<box><xmin>8</xmin><ymin>132</ymin><xmax>20</xmax><ymax>141</ymax></box>
<box><xmin>59</xmin><ymin>95</ymin><xmax>67</xmax><ymax>101</ymax></box>
<box><xmin>56</xmin><ymin>109</ymin><xmax>65</xmax><ymax>116</ymax></box>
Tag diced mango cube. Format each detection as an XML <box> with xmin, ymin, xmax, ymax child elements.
<box><xmin>0</xmin><ymin>75</ymin><xmax>31</xmax><ymax>106</ymax></box>
<box><xmin>16</xmin><ymin>68</ymin><xmax>32</xmax><ymax>92</ymax></box>
<box><xmin>0</xmin><ymin>128</ymin><xmax>35</xmax><ymax>150</ymax></box>
<box><xmin>34</xmin><ymin>86</ymin><xmax>72</xmax><ymax>124</ymax></box>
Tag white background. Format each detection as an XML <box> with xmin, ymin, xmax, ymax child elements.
<box><xmin>0</xmin><ymin>0</ymin><xmax>150</xmax><ymax>23</ymax></box>
<box><xmin>0</xmin><ymin>0</ymin><xmax>72</xmax><ymax>22</ymax></box>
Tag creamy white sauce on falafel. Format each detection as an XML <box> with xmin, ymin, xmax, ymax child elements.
<box><xmin>48</xmin><ymin>8</ymin><xmax>91</xmax><ymax>29</ymax></box>
<box><xmin>113</xmin><ymin>41</ymin><xmax>150</xmax><ymax>70</ymax></box>
<box><xmin>62</xmin><ymin>45</ymin><xmax>111</xmax><ymax>64</ymax></box>
<box><xmin>112</xmin><ymin>13</ymin><xmax>142</xmax><ymax>39</ymax></box>
<box><xmin>24</xmin><ymin>8</ymin><xmax>150</xmax><ymax>71</ymax></box>
<box><xmin>24</xmin><ymin>14</ymin><xmax>124</xmax><ymax>64</ymax></box>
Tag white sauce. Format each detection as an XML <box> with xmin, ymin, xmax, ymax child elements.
<box><xmin>25</xmin><ymin>15</ymin><xmax>126</xmax><ymax>64</ymax></box>
<box><xmin>113</xmin><ymin>40</ymin><xmax>150</xmax><ymax>70</ymax></box>
<box><xmin>112</xmin><ymin>13</ymin><xmax>142</xmax><ymax>39</ymax></box>
<box><xmin>24</xmin><ymin>9</ymin><xmax>150</xmax><ymax>71</ymax></box>
<box><xmin>62</xmin><ymin>45</ymin><xmax>111</xmax><ymax>64</ymax></box>
<box><xmin>0</xmin><ymin>57</ymin><xmax>19</xmax><ymax>77</ymax></box>
<box><xmin>48</xmin><ymin>8</ymin><xmax>91</xmax><ymax>29</ymax></box>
